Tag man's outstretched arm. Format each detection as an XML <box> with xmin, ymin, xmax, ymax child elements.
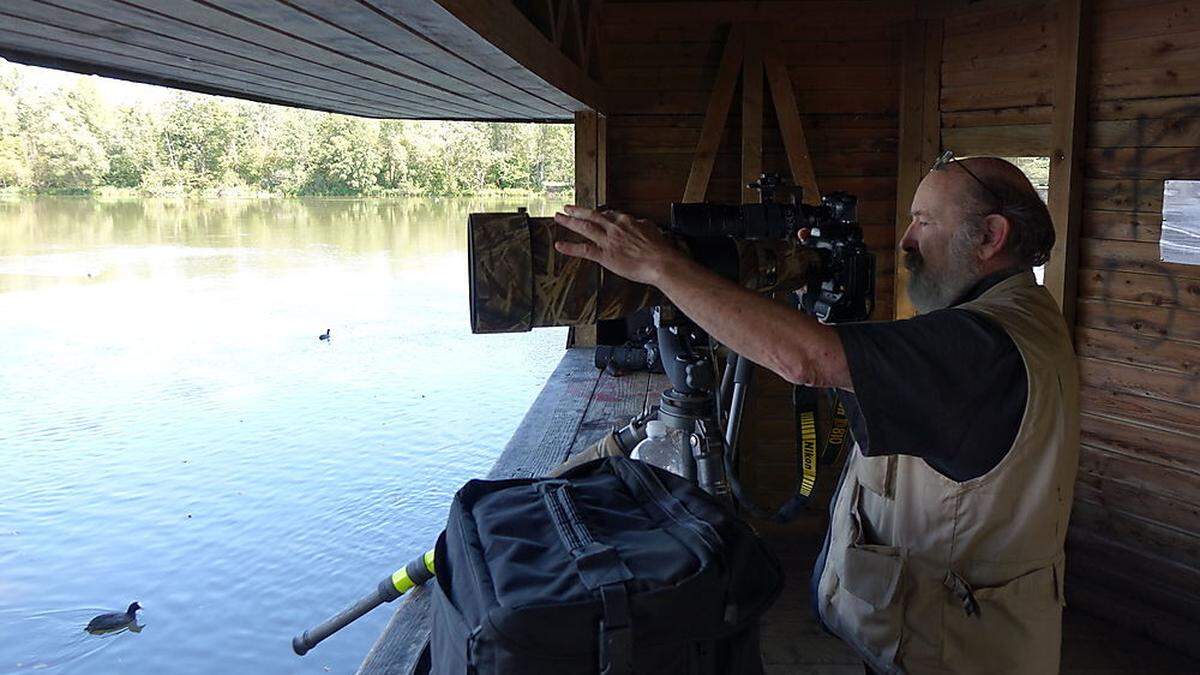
<box><xmin>553</xmin><ymin>205</ymin><xmax>852</xmax><ymax>390</ymax></box>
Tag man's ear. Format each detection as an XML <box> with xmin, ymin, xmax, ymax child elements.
<box><xmin>978</xmin><ymin>213</ymin><xmax>1012</xmax><ymax>263</ymax></box>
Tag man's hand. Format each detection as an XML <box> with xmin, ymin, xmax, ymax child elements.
<box><xmin>555</xmin><ymin>204</ymin><xmax>851</xmax><ymax>390</ymax></box>
<box><xmin>553</xmin><ymin>206</ymin><xmax>688</xmax><ymax>286</ymax></box>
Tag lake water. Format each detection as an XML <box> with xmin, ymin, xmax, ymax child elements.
<box><xmin>0</xmin><ymin>197</ymin><xmax>568</xmax><ymax>674</ymax></box>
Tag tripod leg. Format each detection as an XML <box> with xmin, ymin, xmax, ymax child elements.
<box><xmin>724</xmin><ymin>353</ymin><xmax>755</xmax><ymax>458</ymax></box>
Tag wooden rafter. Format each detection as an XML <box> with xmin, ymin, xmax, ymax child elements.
<box><xmin>581</xmin><ymin>0</ymin><xmax>601</xmax><ymax>74</ymax></box>
<box><xmin>683</xmin><ymin>24</ymin><xmax>745</xmax><ymax>202</ymax></box>
<box><xmin>436</xmin><ymin>0</ymin><xmax>606</xmax><ymax>113</ymax></box>
<box><xmin>570</xmin><ymin>0</ymin><xmax>588</xmax><ymax>71</ymax></box>
<box><xmin>603</xmin><ymin>2</ymin><xmax>915</xmax><ymax>24</ymax></box>
<box><xmin>683</xmin><ymin>22</ymin><xmax>820</xmax><ymax>206</ymax></box>
<box><xmin>540</xmin><ymin>0</ymin><xmax>599</xmax><ymax>75</ymax></box>
<box><xmin>555</xmin><ymin>0</ymin><xmax>571</xmax><ymax>49</ymax></box>
<box><xmin>763</xmin><ymin>38</ymin><xmax>819</xmax><ymax>205</ymax></box>
<box><xmin>522</xmin><ymin>0</ymin><xmax>557</xmax><ymax>42</ymax></box>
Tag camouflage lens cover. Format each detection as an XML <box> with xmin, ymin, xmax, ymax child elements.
<box><xmin>467</xmin><ymin>211</ymin><xmax>818</xmax><ymax>334</ymax></box>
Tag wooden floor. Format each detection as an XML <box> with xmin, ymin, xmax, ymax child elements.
<box><xmin>360</xmin><ymin>347</ymin><xmax>1200</xmax><ymax>675</ymax></box>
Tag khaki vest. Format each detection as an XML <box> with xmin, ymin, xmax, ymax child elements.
<box><xmin>815</xmin><ymin>271</ymin><xmax>1080</xmax><ymax>674</ymax></box>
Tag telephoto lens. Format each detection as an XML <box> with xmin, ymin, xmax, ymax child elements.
<box><xmin>466</xmin><ymin>210</ymin><xmax>818</xmax><ymax>334</ymax></box>
<box><xmin>668</xmin><ymin>202</ymin><xmax>800</xmax><ymax>240</ymax></box>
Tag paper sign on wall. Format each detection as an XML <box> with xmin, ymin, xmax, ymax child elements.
<box><xmin>1162</xmin><ymin>180</ymin><xmax>1200</xmax><ymax>265</ymax></box>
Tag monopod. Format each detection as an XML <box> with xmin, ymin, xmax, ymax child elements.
<box><xmin>292</xmin><ymin>548</ymin><xmax>436</xmax><ymax>656</ymax></box>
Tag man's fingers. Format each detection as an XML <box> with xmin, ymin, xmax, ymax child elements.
<box><xmin>563</xmin><ymin>205</ymin><xmax>614</xmax><ymax>230</ymax></box>
<box><xmin>554</xmin><ymin>240</ymin><xmax>600</xmax><ymax>261</ymax></box>
<box><xmin>555</xmin><ymin>212</ymin><xmax>606</xmax><ymax>243</ymax></box>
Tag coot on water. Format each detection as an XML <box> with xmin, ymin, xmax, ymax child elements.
<box><xmin>86</xmin><ymin>602</ymin><xmax>141</xmax><ymax>634</ymax></box>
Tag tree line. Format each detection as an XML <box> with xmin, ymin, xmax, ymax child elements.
<box><xmin>0</xmin><ymin>63</ymin><xmax>574</xmax><ymax>196</ymax></box>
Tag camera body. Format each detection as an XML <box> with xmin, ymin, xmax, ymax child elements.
<box><xmin>668</xmin><ymin>174</ymin><xmax>874</xmax><ymax>324</ymax></box>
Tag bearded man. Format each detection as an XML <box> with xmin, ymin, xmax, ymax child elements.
<box><xmin>552</xmin><ymin>155</ymin><xmax>1080</xmax><ymax>674</ymax></box>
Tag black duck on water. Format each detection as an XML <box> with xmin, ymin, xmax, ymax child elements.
<box><xmin>85</xmin><ymin>602</ymin><xmax>141</xmax><ymax>634</ymax></box>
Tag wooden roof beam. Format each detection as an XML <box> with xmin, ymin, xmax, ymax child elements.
<box><xmin>434</xmin><ymin>0</ymin><xmax>607</xmax><ymax>113</ymax></box>
<box><xmin>603</xmin><ymin>1</ymin><xmax>915</xmax><ymax>25</ymax></box>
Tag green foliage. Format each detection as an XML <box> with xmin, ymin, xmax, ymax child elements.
<box><xmin>0</xmin><ymin>75</ymin><xmax>27</xmax><ymax>188</ymax></box>
<box><xmin>24</xmin><ymin>94</ymin><xmax>110</xmax><ymax>192</ymax></box>
<box><xmin>0</xmin><ymin>61</ymin><xmax>574</xmax><ymax>196</ymax></box>
<box><xmin>304</xmin><ymin>114</ymin><xmax>382</xmax><ymax>195</ymax></box>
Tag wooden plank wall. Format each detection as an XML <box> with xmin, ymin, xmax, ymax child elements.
<box><xmin>598</xmin><ymin>1</ymin><xmax>904</xmax><ymax>508</ymax></box>
<box><xmin>599</xmin><ymin>0</ymin><xmax>1198</xmax><ymax>652</ymax></box>
<box><xmin>940</xmin><ymin>1</ymin><xmax>1057</xmax><ymax>156</ymax></box>
<box><xmin>935</xmin><ymin>0</ymin><xmax>1200</xmax><ymax>654</ymax></box>
<box><xmin>1070</xmin><ymin>0</ymin><xmax>1200</xmax><ymax>651</ymax></box>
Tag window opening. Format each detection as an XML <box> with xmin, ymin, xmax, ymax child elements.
<box><xmin>1000</xmin><ymin>157</ymin><xmax>1050</xmax><ymax>284</ymax></box>
<box><xmin>1162</xmin><ymin>180</ymin><xmax>1200</xmax><ymax>266</ymax></box>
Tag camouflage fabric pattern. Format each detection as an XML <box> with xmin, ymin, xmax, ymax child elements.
<box><xmin>530</xmin><ymin>217</ymin><xmax>602</xmax><ymax>327</ymax></box>
<box><xmin>468</xmin><ymin>212</ymin><xmax>534</xmax><ymax>333</ymax></box>
<box><xmin>468</xmin><ymin>211</ymin><xmax>819</xmax><ymax>334</ymax></box>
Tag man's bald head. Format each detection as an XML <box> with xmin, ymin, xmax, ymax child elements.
<box><xmin>902</xmin><ymin>156</ymin><xmax>1055</xmax><ymax>313</ymax></box>
<box><xmin>941</xmin><ymin>156</ymin><xmax>1056</xmax><ymax>268</ymax></box>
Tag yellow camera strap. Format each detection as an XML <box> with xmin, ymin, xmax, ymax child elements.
<box><xmin>798</xmin><ymin>404</ymin><xmax>819</xmax><ymax>499</ymax></box>
<box><xmin>822</xmin><ymin>397</ymin><xmax>850</xmax><ymax>466</ymax></box>
<box><xmin>778</xmin><ymin>386</ymin><xmax>850</xmax><ymax>520</ymax></box>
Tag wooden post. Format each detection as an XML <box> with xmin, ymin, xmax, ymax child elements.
<box><xmin>893</xmin><ymin>19</ymin><xmax>943</xmax><ymax>320</ymax></box>
<box><xmin>895</xmin><ymin>21</ymin><xmax>926</xmax><ymax>321</ymax></box>
<box><xmin>741</xmin><ymin>28</ymin><xmax>763</xmax><ymax>203</ymax></box>
<box><xmin>569</xmin><ymin>109</ymin><xmax>606</xmax><ymax>347</ymax></box>
<box><xmin>571</xmin><ymin>109</ymin><xmax>600</xmax><ymax>207</ymax></box>
<box><xmin>1045</xmin><ymin>0</ymin><xmax>1090</xmax><ymax>335</ymax></box>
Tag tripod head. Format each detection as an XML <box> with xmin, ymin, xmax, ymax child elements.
<box><xmin>653</xmin><ymin>305</ymin><xmax>715</xmax><ymax>397</ymax></box>
<box><xmin>646</xmin><ymin>305</ymin><xmax>731</xmax><ymax>500</ymax></box>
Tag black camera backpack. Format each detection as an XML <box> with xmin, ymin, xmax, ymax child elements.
<box><xmin>429</xmin><ymin>457</ymin><xmax>783</xmax><ymax>674</ymax></box>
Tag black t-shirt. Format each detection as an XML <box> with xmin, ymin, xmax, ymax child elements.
<box><xmin>833</xmin><ymin>270</ymin><xmax>1028</xmax><ymax>482</ymax></box>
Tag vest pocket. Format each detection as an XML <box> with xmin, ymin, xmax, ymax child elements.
<box><xmin>857</xmin><ymin>452</ymin><xmax>895</xmax><ymax>499</ymax></box>
<box><xmin>940</xmin><ymin>561</ymin><xmax>1064</xmax><ymax>674</ymax></box>
<box><xmin>828</xmin><ymin>482</ymin><xmax>906</xmax><ymax>667</ymax></box>
<box><xmin>843</xmin><ymin>544</ymin><xmax>903</xmax><ymax>608</ymax></box>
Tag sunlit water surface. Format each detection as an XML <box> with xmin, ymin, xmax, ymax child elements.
<box><xmin>0</xmin><ymin>196</ymin><xmax>567</xmax><ymax>674</ymax></box>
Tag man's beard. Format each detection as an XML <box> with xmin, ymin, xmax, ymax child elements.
<box><xmin>904</xmin><ymin>227</ymin><xmax>983</xmax><ymax>313</ymax></box>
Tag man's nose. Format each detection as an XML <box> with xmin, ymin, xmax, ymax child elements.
<box><xmin>899</xmin><ymin>219</ymin><xmax>918</xmax><ymax>253</ymax></box>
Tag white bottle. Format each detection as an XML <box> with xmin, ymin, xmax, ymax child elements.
<box><xmin>631</xmin><ymin>420</ymin><xmax>688</xmax><ymax>478</ymax></box>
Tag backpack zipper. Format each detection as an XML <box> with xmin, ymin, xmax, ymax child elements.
<box><xmin>624</xmin><ymin>461</ymin><xmax>722</xmax><ymax>556</ymax></box>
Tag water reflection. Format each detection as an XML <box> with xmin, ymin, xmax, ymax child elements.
<box><xmin>0</xmin><ymin>196</ymin><xmax>566</xmax><ymax>674</ymax></box>
<box><xmin>0</xmin><ymin>195</ymin><xmax>557</xmax><ymax>291</ymax></box>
